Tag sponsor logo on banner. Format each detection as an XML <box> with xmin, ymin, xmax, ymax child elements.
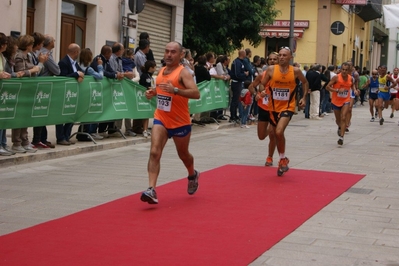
<box><xmin>32</xmin><ymin>83</ymin><xmax>52</xmax><ymax>117</ymax></box>
<box><xmin>224</xmin><ymin>84</ymin><xmax>230</xmax><ymax>101</ymax></box>
<box><xmin>204</xmin><ymin>87</ymin><xmax>213</xmax><ymax>105</ymax></box>
<box><xmin>62</xmin><ymin>82</ymin><xmax>79</xmax><ymax>115</ymax></box>
<box><xmin>89</xmin><ymin>82</ymin><xmax>103</xmax><ymax>113</ymax></box>
<box><xmin>0</xmin><ymin>83</ymin><xmax>21</xmax><ymax>120</ymax></box>
<box><xmin>194</xmin><ymin>97</ymin><xmax>202</xmax><ymax>107</ymax></box>
<box><xmin>214</xmin><ymin>86</ymin><xmax>223</xmax><ymax>103</ymax></box>
<box><xmin>111</xmin><ymin>83</ymin><xmax>128</xmax><ymax>111</ymax></box>
<box><xmin>0</xmin><ymin>77</ymin><xmax>230</xmax><ymax>128</ymax></box>
<box><xmin>136</xmin><ymin>89</ymin><xmax>152</xmax><ymax>111</ymax></box>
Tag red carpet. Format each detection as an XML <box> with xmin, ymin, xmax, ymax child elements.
<box><xmin>0</xmin><ymin>165</ymin><xmax>365</xmax><ymax>265</ymax></box>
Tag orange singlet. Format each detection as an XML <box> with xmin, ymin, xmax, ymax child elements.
<box><xmin>331</xmin><ymin>73</ymin><xmax>352</xmax><ymax>107</ymax></box>
<box><xmin>154</xmin><ymin>65</ymin><xmax>191</xmax><ymax>129</ymax></box>
<box><xmin>269</xmin><ymin>65</ymin><xmax>297</xmax><ymax>112</ymax></box>
<box><xmin>257</xmin><ymin>71</ymin><xmax>271</xmax><ymax>111</ymax></box>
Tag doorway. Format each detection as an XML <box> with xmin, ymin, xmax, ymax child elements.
<box><xmin>332</xmin><ymin>45</ymin><xmax>337</xmax><ymax>66</ymax></box>
<box><xmin>60</xmin><ymin>1</ymin><xmax>87</xmax><ymax>58</ymax></box>
<box><xmin>26</xmin><ymin>0</ymin><xmax>35</xmax><ymax>35</ymax></box>
<box><xmin>265</xmin><ymin>37</ymin><xmax>289</xmax><ymax>57</ymax></box>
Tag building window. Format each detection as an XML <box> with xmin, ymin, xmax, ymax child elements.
<box><xmin>62</xmin><ymin>1</ymin><xmax>86</xmax><ymax>18</ymax></box>
<box><xmin>27</xmin><ymin>0</ymin><xmax>34</xmax><ymax>8</ymax></box>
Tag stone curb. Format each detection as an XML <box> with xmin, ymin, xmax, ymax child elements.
<box><xmin>0</xmin><ymin>121</ymin><xmax>236</xmax><ymax>167</ymax></box>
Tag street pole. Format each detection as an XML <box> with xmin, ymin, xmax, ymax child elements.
<box><xmin>289</xmin><ymin>0</ymin><xmax>295</xmax><ymax>64</ymax></box>
<box><xmin>120</xmin><ymin>0</ymin><xmax>125</xmax><ymax>43</ymax></box>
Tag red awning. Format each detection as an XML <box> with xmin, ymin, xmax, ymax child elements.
<box><xmin>259</xmin><ymin>28</ymin><xmax>304</xmax><ymax>39</ymax></box>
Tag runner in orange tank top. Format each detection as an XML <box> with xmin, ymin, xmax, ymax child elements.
<box><xmin>140</xmin><ymin>41</ymin><xmax>200</xmax><ymax>204</ymax></box>
<box><xmin>326</xmin><ymin>62</ymin><xmax>355</xmax><ymax>146</ymax></box>
<box><xmin>248</xmin><ymin>52</ymin><xmax>278</xmax><ymax>166</ymax></box>
<box><xmin>260</xmin><ymin>47</ymin><xmax>308</xmax><ymax>176</ymax></box>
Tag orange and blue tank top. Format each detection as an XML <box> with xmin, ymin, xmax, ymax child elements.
<box><xmin>154</xmin><ymin>65</ymin><xmax>191</xmax><ymax>129</ymax></box>
<box><xmin>257</xmin><ymin>71</ymin><xmax>271</xmax><ymax>111</ymax></box>
<box><xmin>331</xmin><ymin>73</ymin><xmax>352</xmax><ymax>107</ymax></box>
<box><xmin>269</xmin><ymin>65</ymin><xmax>297</xmax><ymax>112</ymax></box>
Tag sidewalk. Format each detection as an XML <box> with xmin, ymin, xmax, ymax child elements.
<box><xmin>0</xmin><ymin>118</ymin><xmax>236</xmax><ymax>167</ymax></box>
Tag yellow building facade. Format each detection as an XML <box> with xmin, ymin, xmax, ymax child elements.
<box><xmin>240</xmin><ymin>0</ymin><xmax>384</xmax><ymax>70</ymax></box>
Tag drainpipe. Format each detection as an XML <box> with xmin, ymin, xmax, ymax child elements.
<box><xmin>120</xmin><ymin>0</ymin><xmax>125</xmax><ymax>43</ymax></box>
<box><xmin>289</xmin><ymin>0</ymin><xmax>295</xmax><ymax>64</ymax></box>
<box><xmin>396</xmin><ymin>31</ymin><xmax>399</xmax><ymax>69</ymax></box>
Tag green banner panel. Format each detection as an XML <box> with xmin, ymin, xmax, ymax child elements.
<box><xmin>0</xmin><ymin>77</ymin><xmax>229</xmax><ymax>129</ymax></box>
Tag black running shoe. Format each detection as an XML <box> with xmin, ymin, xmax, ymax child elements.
<box><xmin>337</xmin><ymin>138</ymin><xmax>344</xmax><ymax>146</ymax></box>
<box><xmin>141</xmin><ymin>187</ymin><xmax>158</xmax><ymax>204</ymax></box>
<box><xmin>390</xmin><ymin>113</ymin><xmax>394</xmax><ymax>118</ymax></box>
<box><xmin>187</xmin><ymin>170</ymin><xmax>200</xmax><ymax>195</ymax></box>
<box><xmin>380</xmin><ymin>118</ymin><xmax>384</xmax><ymax>125</ymax></box>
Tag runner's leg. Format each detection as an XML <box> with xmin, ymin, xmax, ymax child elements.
<box><xmin>147</xmin><ymin>124</ymin><xmax>169</xmax><ymax>188</ymax></box>
<box><xmin>173</xmin><ymin>132</ymin><xmax>195</xmax><ymax>177</ymax></box>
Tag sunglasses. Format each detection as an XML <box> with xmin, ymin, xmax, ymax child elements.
<box><xmin>279</xmin><ymin>46</ymin><xmax>291</xmax><ymax>51</ymax></box>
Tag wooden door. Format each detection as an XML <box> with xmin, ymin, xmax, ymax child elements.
<box><xmin>60</xmin><ymin>14</ymin><xmax>86</xmax><ymax>58</ymax></box>
<box><xmin>26</xmin><ymin>7</ymin><xmax>35</xmax><ymax>35</ymax></box>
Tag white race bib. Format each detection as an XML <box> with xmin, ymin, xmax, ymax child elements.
<box><xmin>390</xmin><ymin>88</ymin><xmax>398</xmax><ymax>94</ymax></box>
<box><xmin>379</xmin><ymin>83</ymin><xmax>386</xmax><ymax>89</ymax></box>
<box><xmin>272</xmin><ymin>88</ymin><xmax>290</xmax><ymax>101</ymax></box>
<box><xmin>370</xmin><ymin>87</ymin><xmax>378</xmax><ymax>94</ymax></box>
<box><xmin>337</xmin><ymin>90</ymin><xmax>348</xmax><ymax>98</ymax></box>
<box><xmin>157</xmin><ymin>95</ymin><xmax>172</xmax><ymax>112</ymax></box>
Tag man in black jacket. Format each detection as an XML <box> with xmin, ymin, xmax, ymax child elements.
<box><xmin>57</xmin><ymin>43</ymin><xmax>84</xmax><ymax>145</ymax></box>
<box><xmin>229</xmin><ymin>50</ymin><xmax>249</xmax><ymax>122</ymax></box>
<box><xmin>306</xmin><ymin>64</ymin><xmax>322</xmax><ymax>120</ymax></box>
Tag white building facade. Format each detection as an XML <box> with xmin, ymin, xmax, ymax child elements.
<box><xmin>0</xmin><ymin>0</ymin><xmax>184</xmax><ymax>64</ymax></box>
<box><xmin>384</xmin><ymin>0</ymin><xmax>399</xmax><ymax>70</ymax></box>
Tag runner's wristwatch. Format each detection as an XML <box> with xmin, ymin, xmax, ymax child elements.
<box><xmin>174</xmin><ymin>87</ymin><xmax>179</xmax><ymax>95</ymax></box>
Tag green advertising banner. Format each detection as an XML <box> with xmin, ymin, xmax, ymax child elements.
<box><xmin>0</xmin><ymin>77</ymin><xmax>229</xmax><ymax>129</ymax></box>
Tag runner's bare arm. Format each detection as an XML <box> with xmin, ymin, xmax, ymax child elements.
<box><xmin>178</xmin><ymin>68</ymin><xmax>201</xmax><ymax>99</ymax></box>
<box><xmin>352</xmin><ymin>78</ymin><xmax>359</xmax><ymax>93</ymax></box>
<box><xmin>365</xmin><ymin>78</ymin><xmax>370</xmax><ymax>88</ymax></box>
<box><xmin>326</xmin><ymin>75</ymin><xmax>338</xmax><ymax>93</ymax></box>
<box><xmin>260</xmin><ymin>66</ymin><xmax>273</xmax><ymax>91</ymax></box>
<box><xmin>145</xmin><ymin>87</ymin><xmax>157</xmax><ymax>99</ymax></box>
<box><xmin>354</xmin><ymin>72</ymin><xmax>359</xmax><ymax>90</ymax></box>
<box><xmin>248</xmin><ymin>73</ymin><xmax>262</xmax><ymax>94</ymax></box>
<box><xmin>388</xmin><ymin>75</ymin><xmax>397</xmax><ymax>89</ymax></box>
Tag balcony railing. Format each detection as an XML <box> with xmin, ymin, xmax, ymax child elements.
<box><xmin>354</xmin><ymin>0</ymin><xmax>382</xmax><ymax>22</ymax></box>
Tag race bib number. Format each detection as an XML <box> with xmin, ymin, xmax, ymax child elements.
<box><xmin>379</xmin><ymin>83</ymin><xmax>386</xmax><ymax>89</ymax></box>
<box><xmin>273</xmin><ymin>88</ymin><xmax>290</xmax><ymax>101</ymax></box>
<box><xmin>370</xmin><ymin>87</ymin><xmax>378</xmax><ymax>94</ymax></box>
<box><xmin>337</xmin><ymin>90</ymin><xmax>348</xmax><ymax>98</ymax></box>
<box><xmin>390</xmin><ymin>88</ymin><xmax>398</xmax><ymax>94</ymax></box>
<box><xmin>157</xmin><ymin>95</ymin><xmax>172</xmax><ymax>112</ymax></box>
<box><xmin>262</xmin><ymin>95</ymin><xmax>269</xmax><ymax>105</ymax></box>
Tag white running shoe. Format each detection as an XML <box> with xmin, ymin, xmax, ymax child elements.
<box><xmin>23</xmin><ymin>144</ymin><xmax>37</xmax><ymax>153</ymax></box>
